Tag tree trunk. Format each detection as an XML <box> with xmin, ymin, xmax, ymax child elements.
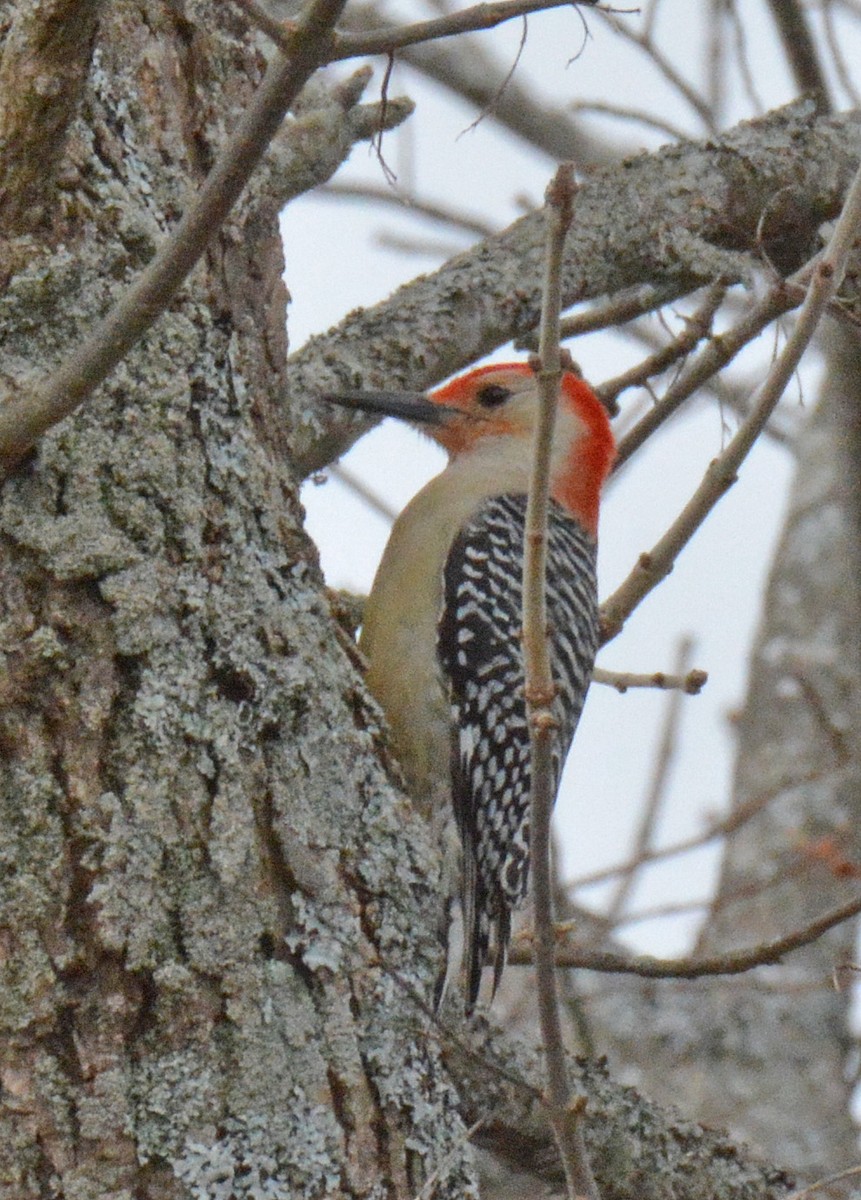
<box><xmin>690</xmin><ymin>323</ymin><xmax>861</xmax><ymax>1171</ymax></box>
<box><xmin>0</xmin><ymin>7</ymin><xmax>462</xmax><ymax>1196</ymax></box>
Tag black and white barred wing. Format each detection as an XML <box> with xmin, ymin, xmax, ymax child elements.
<box><xmin>437</xmin><ymin>493</ymin><xmax>599</xmax><ymax>1005</ymax></box>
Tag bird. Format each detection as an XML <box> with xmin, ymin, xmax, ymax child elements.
<box><xmin>324</xmin><ymin>363</ymin><xmax>615</xmax><ymax>1007</ymax></box>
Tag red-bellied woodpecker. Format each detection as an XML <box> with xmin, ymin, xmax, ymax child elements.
<box><xmin>324</xmin><ymin>363</ymin><xmax>615</xmax><ymax>1006</ymax></box>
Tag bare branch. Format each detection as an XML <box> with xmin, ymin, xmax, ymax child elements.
<box><xmin>330</xmin><ymin>0</ymin><xmax>601</xmax><ymax>62</ymax></box>
<box><xmin>592</xmin><ymin>663</ymin><xmax>707</xmax><ymax>694</ymax></box>
<box><xmin>237</xmin><ymin>0</ymin><xmax>601</xmax><ymax>62</ymax></box>
<box><xmin>823</xmin><ymin>2</ymin><xmax>861</xmax><ymax>108</ymax></box>
<box><xmin>373</xmin><ymin>231</ymin><xmax>464</xmax><ymax>258</ymax></box>
<box><xmin>319</xmin><ymin>181</ymin><xmax>496</xmax><ymax>238</ymax></box>
<box><xmin>704</xmin><ymin>0</ymin><xmax>728</xmax><ymax>118</ymax></box>
<box><xmin>569</xmin><ymin>99</ymin><xmax>690</xmax><ymax>142</ymax></box>
<box><xmin>611</xmin><ymin>282</ymin><xmax>799</xmax><ymax>469</ymax></box>
<box><xmin>612</xmin><ymin>896</ymin><xmax>710</xmax><ymax>928</ymax></box>
<box><xmin>457</xmin><ymin>9</ymin><xmax>530</xmax><ymax>139</ymax></box>
<box><xmin>524</xmin><ymin>162</ymin><xmax>600</xmax><ymax>1200</ymax></box>
<box><xmin>328</xmin><ymin>462</ymin><xmax>399</xmax><ymax>522</ymax></box>
<box><xmin>517</xmin><ymin>282</ymin><xmax>681</xmax><ymax>351</ymax></box>
<box><xmin>784</xmin><ymin>1164</ymin><xmax>861</xmax><ymax>1200</ymax></box>
<box><xmin>232</xmin><ymin>0</ymin><xmax>292</xmax><ymax>45</ymax></box>
<box><xmin>598</xmin><ymin>9</ymin><xmax>715</xmax><ymax>130</ymax></box>
<box><xmin>612</xmin><ymin>854</ymin><xmax>828</xmax><ymax>930</ymax></box>
<box><xmin>598</xmin><ymin>282</ymin><xmax>727</xmax><ymax>407</ymax></box>
<box><xmin>448</xmin><ymin>1029</ymin><xmax>798</xmax><ymax>1198</ymax></box>
<box><xmin>765</xmin><ymin>0</ymin><xmax>831</xmax><ymax>112</ymax></box>
<box><xmin>726</xmin><ymin>0</ymin><xmax>767</xmax><ymax>115</ymax></box>
<box><xmin>570</xmin><ymin>744</ymin><xmax>849</xmax><ymax>893</ymax></box>
<box><xmin>602</xmin><ymin>637</ymin><xmax>695</xmax><ymax>930</ymax></box>
<box><xmin>509</xmin><ymin>893</ymin><xmax>861</xmax><ymax>977</ymax></box>
<box><xmin>608</xmin><ymin>309</ymin><xmax>802</xmax><ymax>447</ymax></box>
<box><xmin>393</xmin><ymin>25</ymin><xmax>609</xmax><ymax>163</ymax></box>
<box><xmin>414</xmin><ymin>1115</ymin><xmax>490</xmax><ymax>1200</ymax></box>
<box><xmin>602</xmin><ymin>152</ymin><xmax>861</xmax><ymax>640</ymax></box>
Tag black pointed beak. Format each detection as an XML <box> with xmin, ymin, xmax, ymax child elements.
<box><xmin>321</xmin><ymin>389</ymin><xmax>456</xmax><ymax>426</ymax></box>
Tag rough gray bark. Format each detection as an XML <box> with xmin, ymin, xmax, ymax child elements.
<box><xmin>445</xmin><ymin>1023</ymin><xmax>797</xmax><ymax>1200</ymax></box>
<box><xmin>0</xmin><ymin>6</ymin><xmax>464</xmax><ymax>1197</ymax></box>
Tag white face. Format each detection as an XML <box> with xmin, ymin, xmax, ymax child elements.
<box><xmin>442</xmin><ymin>367</ymin><xmax>587</xmax><ymax>467</ymax></box>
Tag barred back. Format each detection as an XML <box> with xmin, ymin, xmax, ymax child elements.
<box><xmin>437</xmin><ymin>492</ymin><xmax>599</xmax><ymax>1007</ymax></box>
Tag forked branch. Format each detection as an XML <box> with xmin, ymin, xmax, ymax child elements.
<box><xmin>601</xmin><ymin>151</ymin><xmax>861</xmax><ymax>641</ymax></box>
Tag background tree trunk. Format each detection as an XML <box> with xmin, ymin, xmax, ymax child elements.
<box><xmin>570</xmin><ymin>333</ymin><xmax>861</xmax><ymax>1174</ymax></box>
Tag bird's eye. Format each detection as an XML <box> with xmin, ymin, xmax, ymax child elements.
<box><xmin>475</xmin><ymin>383</ymin><xmax>512</xmax><ymax>408</ymax></box>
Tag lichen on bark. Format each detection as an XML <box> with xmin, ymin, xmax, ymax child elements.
<box><xmin>0</xmin><ymin>6</ymin><xmax>466</xmax><ymax>1197</ymax></box>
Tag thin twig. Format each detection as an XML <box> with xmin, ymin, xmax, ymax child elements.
<box><xmin>598</xmin><ymin>11</ymin><xmax>715</xmax><ymax>130</ymax></box>
<box><xmin>0</xmin><ymin>0</ymin><xmax>349</xmax><ymax>476</ymax></box>
<box><xmin>371</xmin><ymin>51</ymin><xmax>397</xmax><ymax>182</ymax></box>
<box><xmin>569</xmin><ymin>744</ymin><xmax>850</xmax><ymax>892</ymax></box>
<box><xmin>602</xmin><ymin>636</ymin><xmax>694</xmax><ymax>928</ymax></box>
<box><xmin>592</xmin><ymin>664</ymin><xmax>707</xmax><ymax>694</ymax></box>
<box><xmin>413</xmin><ymin>1114</ymin><xmax>490</xmax><ymax>1200</ymax></box>
<box><xmin>329</xmin><ymin>463</ymin><xmax>399</xmax><ymax>522</ymax></box>
<box><xmin>523</xmin><ymin>162</ymin><xmax>600</xmax><ymax>1200</ymax></box>
<box><xmin>784</xmin><ymin>1163</ymin><xmax>861</xmax><ymax>1200</ymax></box>
<box><xmin>391</xmin><ymin>15</ymin><xmax>610</xmax><ymax>167</ymax></box>
<box><xmin>726</xmin><ymin>0</ymin><xmax>767</xmax><ymax>115</ymax></box>
<box><xmin>568</xmin><ymin>100</ymin><xmax>690</xmax><ymax>142</ymax></box>
<box><xmin>330</xmin><ymin>0</ymin><xmax>600</xmax><ymax>61</ymax></box>
<box><xmin>457</xmin><ymin>12</ymin><xmax>529</xmax><ymax>138</ymax></box>
<box><xmin>374</xmin><ymin>232</ymin><xmax>463</xmax><ymax>258</ymax></box>
<box><xmin>509</xmin><ymin>892</ymin><xmax>861</xmax><ymax>977</ymax></box>
<box><xmin>232</xmin><ymin>0</ymin><xmax>294</xmax><ymax>45</ymax></box>
<box><xmin>319</xmin><ymin>181</ymin><xmax>496</xmax><ymax>238</ymax></box>
<box><xmin>601</xmin><ymin>153</ymin><xmax>861</xmax><ymax>640</ymax></box>
<box><xmin>823</xmin><ymin>2</ymin><xmax>861</xmax><ymax>108</ymax></box>
<box><xmin>704</xmin><ymin>0</ymin><xmax>727</xmax><ymax>119</ymax></box>
<box><xmin>611</xmin><ymin>895</ymin><xmax>710</xmax><ymax>928</ymax></box>
<box><xmin>612</xmin><ymin>858</ymin><xmax>820</xmax><ymax>928</ymax></box>
<box><xmin>608</xmin><ymin>304</ymin><xmax>801</xmax><ymax>448</ymax></box>
<box><xmin>374</xmin><ymin>232</ymin><xmax>464</xmax><ymax>258</ymax></box>
<box><xmin>641</xmin><ymin>0</ymin><xmax>660</xmax><ymax>41</ymax></box>
<box><xmin>609</xmin><ymin>280</ymin><xmax>801</xmax><ymax>469</ymax></box>
<box><xmin>238</xmin><ymin>0</ymin><xmax>600</xmax><ymax>61</ymax></box>
<box><xmin>516</xmin><ymin>282</ymin><xmax>681</xmax><ymax>351</ymax></box>
<box><xmin>598</xmin><ymin>282</ymin><xmax>727</xmax><ymax>407</ymax></box>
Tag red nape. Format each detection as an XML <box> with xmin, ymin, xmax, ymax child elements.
<box><xmin>553</xmin><ymin>374</ymin><xmax>615</xmax><ymax>538</ymax></box>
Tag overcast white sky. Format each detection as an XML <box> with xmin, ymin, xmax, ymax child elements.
<box><xmin>285</xmin><ymin>1</ymin><xmax>847</xmax><ymax>954</ymax></box>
